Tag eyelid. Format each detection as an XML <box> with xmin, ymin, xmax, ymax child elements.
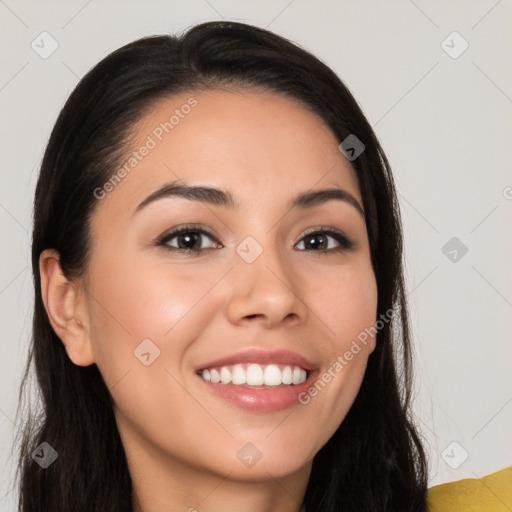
<box><xmin>156</xmin><ymin>224</ymin><xmax>222</xmax><ymax>249</ymax></box>
<box><xmin>299</xmin><ymin>225</ymin><xmax>348</xmax><ymax>239</ymax></box>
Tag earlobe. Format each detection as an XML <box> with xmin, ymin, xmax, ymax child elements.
<box><xmin>39</xmin><ymin>249</ymin><xmax>95</xmax><ymax>367</ymax></box>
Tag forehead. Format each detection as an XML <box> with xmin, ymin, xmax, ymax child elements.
<box><xmin>95</xmin><ymin>88</ymin><xmax>361</xmax><ymax>219</ymax></box>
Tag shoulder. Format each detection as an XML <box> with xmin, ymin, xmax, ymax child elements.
<box><xmin>426</xmin><ymin>466</ymin><xmax>512</xmax><ymax>512</ymax></box>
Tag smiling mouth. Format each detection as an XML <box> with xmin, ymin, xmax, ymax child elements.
<box><xmin>196</xmin><ymin>362</ymin><xmax>309</xmax><ymax>387</ymax></box>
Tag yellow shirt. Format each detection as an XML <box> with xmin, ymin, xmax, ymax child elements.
<box><xmin>427</xmin><ymin>466</ymin><xmax>512</xmax><ymax>512</ymax></box>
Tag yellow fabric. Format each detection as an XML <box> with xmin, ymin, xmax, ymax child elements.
<box><xmin>427</xmin><ymin>466</ymin><xmax>512</xmax><ymax>512</ymax></box>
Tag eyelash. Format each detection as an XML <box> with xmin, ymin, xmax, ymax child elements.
<box><xmin>156</xmin><ymin>224</ymin><xmax>354</xmax><ymax>255</ymax></box>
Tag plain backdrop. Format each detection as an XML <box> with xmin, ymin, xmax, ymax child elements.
<box><xmin>1</xmin><ymin>0</ymin><xmax>511</xmax><ymax>508</ymax></box>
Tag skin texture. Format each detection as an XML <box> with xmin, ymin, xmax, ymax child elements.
<box><xmin>39</xmin><ymin>89</ymin><xmax>378</xmax><ymax>512</ymax></box>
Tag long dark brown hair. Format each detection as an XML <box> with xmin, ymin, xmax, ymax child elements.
<box><xmin>17</xmin><ymin>20</ymin><xmax>428</xmax><ymax>511</ymax></box>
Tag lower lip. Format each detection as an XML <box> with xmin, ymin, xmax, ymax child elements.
<box><xmin>196</xmin><ymin>372</ymin><xmax>318</xmax><ymax>412</ymax></box>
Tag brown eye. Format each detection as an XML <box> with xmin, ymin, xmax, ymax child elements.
<box><xmin>295</xmin><ymin>228</ymin><xmax>353</xmax><ymax>253</ymax></box>
<box><xmin>158</xmin><ymin>225</ymin><xmax>221</xmax><ymax>253</ymax></box>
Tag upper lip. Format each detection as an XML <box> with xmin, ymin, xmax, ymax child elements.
<box><xmin>195</xmin><ymin>348</ymin><xmax>318</xmax><ymax>372</ymax></box>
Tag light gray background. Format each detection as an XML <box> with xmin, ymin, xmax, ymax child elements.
<box><xmin>1</xmin><ymin>0</ymin><xmax>511</xmax><ymax>508</ymax></box>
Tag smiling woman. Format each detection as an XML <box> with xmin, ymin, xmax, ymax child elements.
<box><xmin>17</xmin><ymin>20</ymin><xmax>428</xmax><ymax>512</ymax></box>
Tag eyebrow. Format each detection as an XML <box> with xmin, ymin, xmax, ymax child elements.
<box><xmin>133</xmin><ymin>181</ymin><xmax>365</xmax><ymax>217</ymax></box>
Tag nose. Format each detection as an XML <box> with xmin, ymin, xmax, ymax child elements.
<box><xmin>224</xmin><ymin>240</ymin><xmax>309</xmax><ymax>328</ymax></box>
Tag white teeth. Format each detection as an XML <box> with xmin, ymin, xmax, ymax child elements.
<box><xmin>281</xmin><ymin>366</ymin><xmax>293</xmax><ymax>384</ymax></box>
<box><xmin>199</xmin><ymin>363</ymin><xmax>308</xmax><ymax>387</ymax></box>
<box><xmin>246</xmin><ymin>364</ymin><xmax>264</xmax><ymax>386</ymax></box>
<box><xmin>263</xmin><ymin>364</ymin><xmax>281</xmax><ymax>386</ymax></box>
<box><xmin>231</xmin><ymin>364</ymin><xmax>246</xmax><ymax>385</ymax></box>
<box><xmin>220</xmin><ymin>367</ymin><xmax>231</xmax><ymax>384</ymax></box>
<box><xmin>292</xmin><ymin>366</ymin><xmax>304</xmax><ymax>385</ymax></box>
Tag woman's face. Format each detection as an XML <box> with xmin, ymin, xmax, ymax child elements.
<box><xmin>79</xmin><ymin>89</ymin><xmax>377</xmax><ymax>481</ymax></box>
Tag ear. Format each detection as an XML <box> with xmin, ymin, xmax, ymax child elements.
<box><xmin>39</xmin><ymin>248</ymin><xmax>95</xmax><ymax>366</ymax></box>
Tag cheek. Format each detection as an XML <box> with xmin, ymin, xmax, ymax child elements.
<box><xmin>307</xmin><ymin>259</ymin><xmax>378</xmax><ymax>352</ymax></box>
<box><xmin>85</xmin><ymin>250</ymin><xmax>228</xmax><ymax>382</ymax></box>
<box><xmin>296</xmin><ymin>260</ymin><xmax>378</xmax><ymax>428</ymax></box>
<box><xmin>84</xmin><ymin>252</ymin><xmax>231</xmax><ymax>444</ymax></box>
